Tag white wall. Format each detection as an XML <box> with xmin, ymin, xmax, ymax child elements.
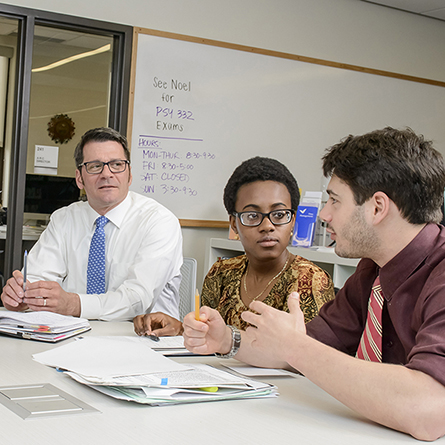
<box><xmin>6</xmin><ymin>0</ymin><xmax>445</xmax><ymax>81</ymax></box>
<box><xmin>4</xmin><ymin>0</ymin><xmax>445</xmax><ymax>286</ymax></box>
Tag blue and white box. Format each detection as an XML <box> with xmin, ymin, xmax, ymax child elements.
<box><xmin>292</xmin><ymin>204</ymin><xmax>319</xmax><ymax>247</ymax></box>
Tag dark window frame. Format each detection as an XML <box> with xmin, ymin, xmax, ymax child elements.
<box><xmin>0</xmin><ymin>3</ymin><xmax>132</xmax><ymax>277</ymax></box>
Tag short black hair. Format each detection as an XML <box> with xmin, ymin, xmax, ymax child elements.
<box><xmin>322</xmin><ymin>127</ymin><xmax>445</xmax><ymax>224</ymax></box>
<box><xmin>74</xmin><ymin>127</ymin><xmax>129</xmax><ymax>168</ymax></box>
<box><xmin>223</xmin><ymin>156</ymin><xmax>300</xmax><ymax>215</ymax></box>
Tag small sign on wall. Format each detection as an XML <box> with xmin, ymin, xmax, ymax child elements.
<box><xmin>34</xmin><ymin>145</ymin><xmax>59</xmax><ymax>175</ymax></box>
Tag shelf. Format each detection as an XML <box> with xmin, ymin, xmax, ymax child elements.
<box><xmin>205</xmin><ymin>238</ymin><xmax>360</xmax><ymax>289</ymax></box>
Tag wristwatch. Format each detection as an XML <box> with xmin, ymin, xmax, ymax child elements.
<box><xmin>215</xmin><ymin>325</ymin><xmax>241</xmax><ymax>359</ymax></box>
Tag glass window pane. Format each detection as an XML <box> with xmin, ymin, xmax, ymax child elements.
<box><xmin>25</xmin><ymin>26</ymin><xmax>113</xmax><ymax>221</ymax></box>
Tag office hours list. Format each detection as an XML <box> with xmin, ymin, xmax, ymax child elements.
<box><xmin>136</xmin><ymin>76</ymin><xmax>216</xmax><ymax>198</ymax></box>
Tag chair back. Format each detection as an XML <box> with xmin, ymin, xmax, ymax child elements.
<box><xmin>179</xmin><ymin>257</ymin><xmax>197</xmax><ymax>321</ymax></box>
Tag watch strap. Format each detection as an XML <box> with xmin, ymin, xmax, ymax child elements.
<box><xmin>215</xmin><ymin>325</ymin><xmax>241</xmax><ymax>359</ymax></box>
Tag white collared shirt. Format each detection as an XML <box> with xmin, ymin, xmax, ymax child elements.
<box><xmin>26</xmin><ymin>191</ymin><xmax>183</xmax><ymax>321</ymax></box>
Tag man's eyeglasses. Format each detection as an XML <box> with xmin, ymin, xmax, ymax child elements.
<box><xmin>233</xmin><ymin>209</ymin><xmax>295</xmax><ymax>227</ymax></box>
<box><xmin>78</xmin><ymin>159</ymin><xmax>130</xmax><ymax>175</ymax></box>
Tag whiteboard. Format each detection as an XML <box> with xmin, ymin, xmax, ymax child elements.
<box><xmin>129</xmin><ymin>29</ymin><xmax>445</xmax><ymax>225</ymax></box>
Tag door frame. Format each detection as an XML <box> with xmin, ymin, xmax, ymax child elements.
<box><xmin>0</xmin><ymin>3</ymin><xmax>132</xmax><ymax>278</ymax></box>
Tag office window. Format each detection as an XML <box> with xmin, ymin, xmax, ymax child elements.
<box><xmin>0</xmin><ymin>3</ymin><xmax>132</xmax><ymax>279</ymax></box>
<box><xmin>25</xmin><ymin>26</ymin><xmax>114</xmax><ymax>222</ymax></box>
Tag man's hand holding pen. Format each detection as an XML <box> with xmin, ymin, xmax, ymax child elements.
<box><xmin>0</xmin><ymin>270</ymin><xmax>29</xmax><ymax>311</ymax></box>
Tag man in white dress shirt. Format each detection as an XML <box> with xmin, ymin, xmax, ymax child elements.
<box><xmin>1</xmin><ymin>127</ymin><xmax>183</xmax><ymax>321</ymax></box>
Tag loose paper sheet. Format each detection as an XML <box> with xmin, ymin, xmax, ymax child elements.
<box><xmin>33</xmin><ymin>336</ymin><xmax>191</xmax><ymax>378</ymax></box>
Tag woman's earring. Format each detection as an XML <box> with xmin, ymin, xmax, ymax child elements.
<box><xmin>229</xmin><ymin>225</ymin><xmax>239</xmax><ymax>240</ymax></box>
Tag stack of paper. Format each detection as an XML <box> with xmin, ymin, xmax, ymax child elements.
<box><xmin>0</xmin><ymin>311</ymin><xmax>90</xmax><ymax>342</ymax></box>
<box><xmin>142</xmin><ymin>335</ymin><xmax>194</xmax><ymax>356</ymax></box>
<box><xmin>33</xmin><ymin>336</ymin><xmax>278</xmax><ymax>405</ymax></box>
<box><xmin>22</xmin><ymin>225</ymin><xmax>45</xmax><ymax>236</ymax></box>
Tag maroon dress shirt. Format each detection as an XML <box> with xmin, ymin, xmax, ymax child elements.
<box><xmin>306</xmin><ymin>223</ymin><xmax>445</xmax><ymax>386</ymax></box>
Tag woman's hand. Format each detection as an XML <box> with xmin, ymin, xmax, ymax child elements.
<box><xmin>183</xmin><ymin>306</ymin><xmax>232</xmax><ymax>355</ymax></box>
<box><xmin>133</xmin><ymin>312</ymin><xmax>183</xmax><ymax>337</ymax></box>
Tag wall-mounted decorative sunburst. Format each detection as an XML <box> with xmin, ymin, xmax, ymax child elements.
<box><xmin>47</xmin><ymin>113</ymin><xmax>75</xmax><ymax>144</ymax></box>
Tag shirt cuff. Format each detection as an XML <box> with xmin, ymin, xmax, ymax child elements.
<box><xmin>79</xmin><ymin>293</ymin><xmax>101</xmax><ymax>320</ymax></box>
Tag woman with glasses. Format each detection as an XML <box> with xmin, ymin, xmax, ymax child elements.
<box><xmin>134</xmin><ymin>156</ymin><xmax>334</xmax><ymax>337</ymax></box>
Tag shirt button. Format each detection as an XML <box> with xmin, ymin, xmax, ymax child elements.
<box><xmin>387</xmin><ymin>340</ymin><xmax>393</xmax><ymax>347</ymax></box>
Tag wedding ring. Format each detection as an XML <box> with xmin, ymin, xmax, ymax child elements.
<box><xmin>43</xmin><ymin>298</ymin><xmax>47</xmax><ymax>307</ymax></box>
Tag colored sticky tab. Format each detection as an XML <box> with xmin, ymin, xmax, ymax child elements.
<box><xmin>161</xmin><ymin>378</ymin><xmax>168</xmax><ymax>386</ymax></box>
<box><xmin>199</xmin><ymin>387</ymin><xmax>218</xmax><ymax>392</ymax></box>
<box><xmin>37</xmin><ymin>326</ymin><xmax>50</xmax><ymax>332</ymax></box>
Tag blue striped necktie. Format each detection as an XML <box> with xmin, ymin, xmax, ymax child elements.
<box><xmin>87</xmin><ymin>215</ymin><xmax>109</xmax><ymax>294</ymax></box>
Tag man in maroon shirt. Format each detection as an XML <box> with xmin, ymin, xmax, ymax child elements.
<box><xmin>184</xmin><ymin>127</ymin><xmax>445</xmax><ymax>441</ymax></box>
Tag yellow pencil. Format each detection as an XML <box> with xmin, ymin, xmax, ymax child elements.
<box><xmin>195</xmin><ymin>289</ymin><xmax>200</xmax><ymax>321</ymax></box>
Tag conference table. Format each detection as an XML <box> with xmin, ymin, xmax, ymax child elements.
<box><xmin>0</xmin><ymin>320</ymin><xmax>439</xmax><ymax>444</ymax></box>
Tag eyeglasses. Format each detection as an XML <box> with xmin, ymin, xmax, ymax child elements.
<box><xmin>233</xmin><ymin>209</ymin><xmax>295</xmax><ymax>227</ymax></box>
<box><xmin>78</xmin><ymin>159</ymin><xmax>130</xmax><ymax>174</ymax></box>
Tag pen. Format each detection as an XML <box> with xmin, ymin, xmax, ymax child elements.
<box><xmin>195</xmin><ymin>289</ymin><xmax>200</xmax><ymax>321</ymax></box>
<box><xmin>23</xmin><ymin>250</ymin><xmax>28</xmax><ymax>292</ymax></box>
<box><xmin>148</xmin><ymin>334</ymin><xmax>160</xmax><ymax>342</ymax></box>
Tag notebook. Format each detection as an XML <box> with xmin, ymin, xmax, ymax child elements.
<box><xmin>0</xmin><ymin>310</ymin><xmax>90</xmax><ymax>342</ymax></box>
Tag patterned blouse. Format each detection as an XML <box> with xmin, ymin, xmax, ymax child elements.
<box><xmin>202</xmin><ymin>254</ymin><xmax>335</xmax><ymax>331</ymax></box>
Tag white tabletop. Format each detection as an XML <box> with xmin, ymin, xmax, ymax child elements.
<box><xmin>0</xmin><ymin>320</ymin><xmax>435</xmax><ymax>444</ymax></box>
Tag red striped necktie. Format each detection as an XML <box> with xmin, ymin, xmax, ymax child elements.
<box><xmin>356</xmin><ymin>276</ymin><xmax>384</xmax><ymax>362</ymax></box>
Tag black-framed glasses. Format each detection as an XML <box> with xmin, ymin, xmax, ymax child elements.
<box><xmin>233</xmin><ymin>209</ymin><xmax>295</xmax><ymax>227</ymax></box>
<box><xmin>78</xmin><ymin>159</ymin><xmax>130</xmax><ymax>174</ymax></box>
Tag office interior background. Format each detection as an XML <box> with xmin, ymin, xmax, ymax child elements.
<box><xmin>0</xmin><ymin>0</ymin><xmax>444</xmax><ymax>288</ymax></box>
